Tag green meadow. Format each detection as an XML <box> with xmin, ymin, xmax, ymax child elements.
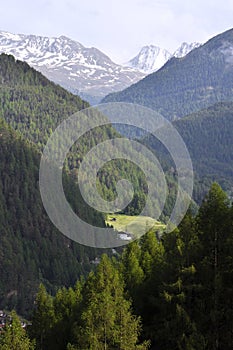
<box><xmin>106</xmin><ymin>214</ymin><xmax>165</xmax><ymax>238</ymax></box>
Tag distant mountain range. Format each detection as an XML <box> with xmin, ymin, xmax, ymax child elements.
<box><xmin>0</xmin><ymin>31</ymin><xmax>144</xmax><ymax>104</ymax></box>
<box><xmin>0</xmin><ymin>31</ymin><xmax>202</xmax><ymax>104</ymax></box>
<box><xmin>103</xmin><ymin>28</ymin><xmax>233</xmax><ymax>120</ymax></box>
<box><xmin>125</xmin><ymin>42</ymin><xmax>201</xmax><ymax>73</ymax></box>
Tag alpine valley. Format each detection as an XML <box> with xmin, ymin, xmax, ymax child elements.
<box><xmin>0</xmin><ymin>26</ymin><xmax>233</xmax><ymax>350</ymax></box>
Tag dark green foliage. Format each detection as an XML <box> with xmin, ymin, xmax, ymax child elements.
<box><xmin>28</xmin><ymin>183</ymin><xmax>233</xmax><ymax>349</ymax></box>
<box><xmin>0</xmin><ymin>53</ymin><xmax>88</xmax><ymax>149</ymax></box>
<box><xmin>143</xmin><ymin>101</ymin><xmax>233</xmax><ymax>205</ymax></box>
<box><xmin>0</xmin><ymin>120</ymin><xmax>106</xmax><ymax>316</ymax></box>
<box><xmin>174</xmin><ymin>102</ymin><xmax>233</xmax><ymax>182</ymax></box>
<box><xmin>119</xmin><ymin>184</ymin><xmax>233</xmax><ymax>349</ymax></box>
<box><xmin>102</xmin><ymin>28</ymin><xmax>233</xmax><ymax>121</ymax></box>
<box><xmin>194</xmin><ymin>184</ymin><xmax>232</xmax><ymax>349</ymax></box>
<box><xmin>8</xmin><ymin>184</ymin><xmax>232</xmax><ymax>350</ymax></box>
<box><xmin>1</xmin><ymin>47</ymin><xmax>233</xmax><ymax>350</ymax></box>
<box><xmin>0</xmin><ymin>53</ymin><xmax>153</xmax><ymax>218</ymax></box>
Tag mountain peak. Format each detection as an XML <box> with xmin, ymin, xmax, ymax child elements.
<box><xmin>102</xmin><ymin>28</ymin><xmax>233</xmax><ymax>121</ymax></box>
<box><xmin>0</xmin><ymin>30</ymin><xmax>144</xmax><ymax>104</ymax></box>
<box><xmin>125</xmin><ymin>41</ymin><xmax>201</xmax><ymax>74</ymax></box>
<box><xmin>125</xmin><ymin>45</ymin><xmax>172</xmax><ymax>73</ymax></box>
<box><xmin>173</xmin><ymin>42</ymin><xmax>201</xmax><ymax>58</ymax></box>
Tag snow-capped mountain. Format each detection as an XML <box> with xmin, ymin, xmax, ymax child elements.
<box><xmin>125</xmin><ymin>45</ymin><xmax>172</xmax><ymax>74</ymax></box>
<box><xmin>173</xmin><ymin>42</ymin><xmax>201</xmax><ymax>58</ymax></box>
<box><xmin>126</xmin><ymin>42</ymin><xmax>201</xmax><ymax>74</ymax></box>
<box><xmin>0</xmin><ymin>30</ymin><xmax>203</xmax><ymax>102</ymax></box>
<box><xmin>0</xmin><ymin>31</ymin><xmax>145</xmax><ymax>104</ymax></box>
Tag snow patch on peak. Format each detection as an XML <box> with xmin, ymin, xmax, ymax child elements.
<box><xmin>125</xmin><ymin>42</ymin><xmax>202</xmax><ymax>74</ymax></box>
<box><xmin>0</xmin><ymin>30</ymin><xmax>22</xmax><ymax>41</ymax></box>
<box><xmin>173</xmin><ymin>42</ymin><xmax>201</xmax><ymax>58</ymax></box>
<box><xmin>0</xmin><ymin>30</ymin><xmax>144</xmax><ymax>103</ymax></box>
<box><xmin>125</xmin><ymin>45</ymin><xmax>172</xmax><ymax>73</ymax></box>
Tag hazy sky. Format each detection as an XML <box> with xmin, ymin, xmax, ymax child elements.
<box><xmin>1</xmin><ymin>0</ymin><xmax>233</xmax><ymax>62</ymax></box>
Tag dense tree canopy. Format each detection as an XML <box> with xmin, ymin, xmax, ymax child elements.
<box><xmin>0</xmin><ymin>118</ymin><xmax>108</xmax><ymax>316</ymax></box>
<box><xmin>22</xmin><ymin>184</ymin><xmax>233</xmax><ymax>349</ymax></box>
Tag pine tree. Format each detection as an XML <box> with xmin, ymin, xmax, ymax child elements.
<box><xmin>120</xmin><ymin>241</ymin><xmax>144</xmax><ymax>299</ymax></box>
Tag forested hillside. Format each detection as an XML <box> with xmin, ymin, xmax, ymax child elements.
<box><xmin>175</xmin><ymin>102</ymin><xmax>233</xmax><ymax>180</ymax></box>
<box><xmin>143</xmin><ymin>101</ymin><xmax>233</xmax><ymax>202</ymax></box>
<box><xmin>0</xmin><ymin>54</ymin><xmax>120</xmax><ymax>315</ymax></box>
<box><xmin>0</xmin><ymin>53</ymin><xmax>89</xmax><ymax>148</ymax></box>
<box><xmin>102</xmin><ymin>28</ymin><xmax>233</xmax><ymax>120</ymax></box>
<box><xmin>1</xmin><ymin>49</ymin><xmax>232</xmax><ymax>341</ymax></box>
<box><xmin>0</xmin><ymin>115</ymin><xmax>108</xmax><ymax>316</ymax></box>
<box><xmin>0</xmin><ymin>53</ymin><xmax>183</xmax><ymax>222</ymax></box>
<box><xmin>3</xmin><ymin>184</ymin><xmax>230</xmax><ymax>349</ymax></box>
<box><xmin>0</xmin><ymin>54</ymin><xmax>162</xmax><ymax>316</ymax></box>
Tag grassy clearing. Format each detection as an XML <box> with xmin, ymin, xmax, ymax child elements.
<box><xmin>106</xmin><ymin>214</ymin><xmax>165</xmax><ymax>238</ymax></box>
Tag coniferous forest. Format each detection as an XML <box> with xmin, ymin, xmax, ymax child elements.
<box><xmin>0</xmin><ymin>27</ymin><xmax>233</xmax><ymax>350</ymax></box>
<box><xmin>0</xmin><ymin>183</ymin><xmax>232</xmax><ymax>349</ymax></box>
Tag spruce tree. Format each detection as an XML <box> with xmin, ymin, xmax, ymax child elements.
<box><xmin>72</xmin><ymin>254</ymin><xmax>149</xmax><ymax>349</ymax></box>
<box><xmin>29</xmin><ymin>284</ymin><xmax>55</xmax><ymax>350</ymax></box>
<box><xmin>195</xmin><ymin>183</ymin><xmax>232</xmax><ymax>349</ymax></box>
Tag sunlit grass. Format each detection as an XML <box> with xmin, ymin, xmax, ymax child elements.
<box><xmin>106</xmin><ymin>214</ymin><xmax>165</xmax><ymax>238</ymax></box>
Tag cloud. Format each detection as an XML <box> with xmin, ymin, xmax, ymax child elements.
<box><xmin>0</xmin><ymin>0</ymin><xmax>232</xmax><ymax>62</ymax></box>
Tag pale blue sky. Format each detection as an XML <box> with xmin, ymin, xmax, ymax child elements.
<box><xmin>1</xmin><ymin>0</ymin><xmax>233</xmax><ymax>62</ymax></box>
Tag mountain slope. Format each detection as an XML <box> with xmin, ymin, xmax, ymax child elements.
<box><xmin>103</xmin><ymin>28</ymin><xmax>233</xmax><ymax>120</ymax></box>
<box><xmin>0</xmin><ymin>53</ymin><xmax>161</xmax><ymax>222</ymax></box>
<box><xmin>143</xmin><ymin>101</ymin><xmax>233</xmax><ymax>202</ymax></box>
<box><xmin>0</xmin><ymin>31</ymin><xmax>144</xmax><ymax>104</ymax></box>
<box><xmin>173</xmin><ymin>42</ymin><xmax>201</xmax><ymax>58</ymax></box>
<box><xmin>0</xmin><ymin>119</ymin><xmax>108</xmax><ymax>316</ymax></box>
<box><xmin>174</xmin><ymin>101</ymin><xmax>233</xmax><ymax>180</ymax></box>
<box><xmin>0</xmin><ymin>53</ymin><xmax>134</xmax><ymax>317</ymax></box>
<box><xmin>0</xmin><ymin>53</ymin><xmax>90</xmax><ymax>148</ymax></box>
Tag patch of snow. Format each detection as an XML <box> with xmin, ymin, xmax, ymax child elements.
<box><xmin>125</xmin><ymin>45</ymin><xmax>172</xmax><ymax>73</ymax></box>
<box><xmin>0</xmin><ymin>30</ymin><xmax>145</xmax><ymax>101</ymax></box>
<box><xmin>125</xmin><ymin>42</ymin><xmax>201</xmax><ymax>74</ymax></box>
<box><xmin>173</xmin><ymin>42</ymin><xmax>201</xmax><ymax>58</ymax></box>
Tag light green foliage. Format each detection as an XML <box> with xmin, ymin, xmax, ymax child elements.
<box><xmin>0</xmin><ymin>311</ymin><xmax>35</xmax><ymax>350</ymax></box>
<box><xmin>30</xmin><ymin>258</ymin><xmax>149</xmax><ymax>350</ymax></box>
<box><xmin>28</xmin><ymin>184</ymin><xmax>233</xmax><ymax>350</ymax></box>
<box><xmin>74</xmin><ymin>255</ymin><xmax>149</xmax><ymax>349</ymax></box>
